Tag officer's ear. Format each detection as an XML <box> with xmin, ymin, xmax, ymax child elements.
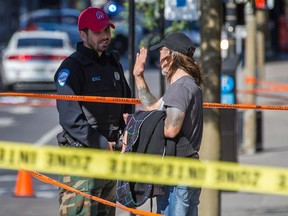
<box><xmin>79</xmin><ymin>29</ymin><xmax>88</xmax><ymax>42</ymax></box>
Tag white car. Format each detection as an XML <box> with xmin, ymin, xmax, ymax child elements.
<box><xmin>0</xmin><ymin>30</ymin><xmax>75</xmax><ymax>91</ymax></box>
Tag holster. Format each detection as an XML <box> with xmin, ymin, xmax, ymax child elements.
<box><xmin>57</xmin><ymin>131</ymin><xmax>85</xmax><ymax>148</ymax></box>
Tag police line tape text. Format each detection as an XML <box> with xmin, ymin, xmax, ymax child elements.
<box><xmin>1</xmin><ymin>142</ymin><xmax>288</xmax><ymax>195</ymax></box>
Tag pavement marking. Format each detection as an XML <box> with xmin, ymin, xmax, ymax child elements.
<box><xmin>0</xmin><ymin>175</ymin><xmax>16</xmax><ymax>182</ymax></box>
<box><xmin>0</xmin><ymin>117</ymin><xmax>16</xmax><ymax>128</ymax></box>
<box><xmin>0</xmin><ymin>188</ymin><xmax>8</xmax><ymax>194</ymax></box>
<box><xmin>0</xmin><ymin>96</ymin><xmax>28</xmax><ymax>104</ymax></box>
<box><xmin>38</xmin><ymin>184</ymin><xmax>58</xmax><ymax>190</ymax></box>
<box><xmin>33</xmin><ymin>125</ymin><xmax>62</xmax><ymax>146</ymax></box>
<box><xmin>9</xmin><ymin>106</ymin><xmax>34</xmax><ymax>114</ymax></box>
<box><xmin>36</xmin><ymin>191</ymin><xmax>58</xmax><ymax>198</ymax></box>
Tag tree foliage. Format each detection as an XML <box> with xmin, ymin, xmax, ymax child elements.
<box><xmin>123</xmin><ymin>1</ymin><xmax>194</xmax><ymax>48</ymax></box>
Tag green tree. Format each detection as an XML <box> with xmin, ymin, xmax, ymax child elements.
<box><xmin>124</xmin><ymin>1</ymin><xmax>193</xmax><ymax>48</ymax></box>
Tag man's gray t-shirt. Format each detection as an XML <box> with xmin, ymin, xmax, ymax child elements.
<box><xmin>163</xmin><ymin>76</ymin><xmax>203</xmax><ymax>154</ymax></box>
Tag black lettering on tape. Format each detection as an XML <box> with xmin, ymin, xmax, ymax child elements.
<box><xmin>120</xmin><ymin>160</ymin><xmax>127</xmax><ymax>174</ymax></box>
<box><xmin>188</xmin><ymin>167</ymin><xmax>206</xmax><ymax>180</ymax></box>
<box><xmin>166</xmin><ymin>164</ymin><xmax>174</xmax><ymax>177</ymax></box>
<box><xmin>278</xmin><ymin>174</ymin><xmax>288</xmax><ymax>190</ymax></box>
<box><xmin>109</xmin><ymin>159</ymin><xmax>118</xmax><ymax>173</ymax></box>
<box><xmin>19</xmin><ymin>151</ymin><xmax>37</xmax><ymax>165</ymax></box>
<box><xmin>251</xmin><ymin>171</ymin><xmax>261</xmax><ymax>186</ymax></box>
<box><xmin>111</xmin><ymin>159</ymin><xmax>128</xmax><ymax>175</ymax></box>
<box><xmin>132</xmin><ymin>162</ymin><xmax>162</xmax><ymax>177</ymax></box>
<box><xmin>83</xmin><ymin>156</ymin><xmax>91</xmax><ymax>170</ymax></box>
<box><xmin>0</xmin><ymin>149</ymin><xmax>36</xmax><ymax>166</ymax></box>
<box><xmin>216</xmin><ymin>169</ymin><xmax>230</xmax><ymax>183</ymax></box>
<box><xmin>0</xmin><ymin>148</ymin><xmax>4</xmax><ymax>161</ymax></box>
<box><xmin>69</xmin><ymin>155</ymin><xmax>81</xmax><ymax>168</ymax></box>
<box><xmin>178</xmin><ymin>166</ymin><xmax>184</xmax><ymax>180</ymax></box>
<box><xmin>113</xmin><ymin>160</ymin><xmax>164</xmax><ymax>177</ymax></box>
<box><xmin>9</xmin><ymin>150</ymin><xmax>15</xmax><ymax>164</ymax></box>
<box><xmin>47</xmin><ymin>153</ymin><xmax>91</xmax><ymax>171</ymax></box>
<box><xmin>216</xmin><ymin>169</ymin><xmax>261</xmax><ymax>187</ymax></box>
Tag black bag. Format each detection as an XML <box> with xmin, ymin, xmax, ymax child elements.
<box><xmin>116</xmin><ymin>110</ymin><xmax>175</xmax><ymax>208</ymax></box>
<box><xmin>116</xmin><ymin>181</ymin><xmax>153</xmax><ymax>208</ymax></box>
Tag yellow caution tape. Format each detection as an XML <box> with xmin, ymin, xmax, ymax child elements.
<box><xmin>1</xmin><ymin>141</ymin><xmax>288</xmax><ymax>196</ymax></box>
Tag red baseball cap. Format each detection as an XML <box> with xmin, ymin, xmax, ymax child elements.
<box><xmin>78</xmin><ymin>7</ymin><xmax>115</xmax><ymax>32</ymax></box>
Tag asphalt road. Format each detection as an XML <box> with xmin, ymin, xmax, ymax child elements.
<box><xmin>0</xmin><ymin>97</ymin><xmax>60</xmax><ymax>200</ymax></box>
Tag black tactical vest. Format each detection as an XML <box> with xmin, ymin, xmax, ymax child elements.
<box><xmin>69</xmin><ymin>51</ymin><xmax>126</xmax><ymax>130</ymax></box>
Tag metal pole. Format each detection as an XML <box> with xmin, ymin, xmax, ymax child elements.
<box><xmin>256</xmin><ymin>9</ymin><xmax>266</xmax><ymax>80</ymax></box>
<box><xmin>128</xmin><ymin>6</ymin><xmax>136</xmax><ymax>216</ymax></box>
<box><xmin>225</xmin><ymin>0</ymin><xmax>237</xmax><ymax>56</ymax></box>
<box><xmin>159</xmin><ymin>1</ymin><xmax>165</xmax><ymax>96</ymax></box>
<box><xmin>243</xmin><ymin>2</ymin><xmax>257</xmax><ymax>154</ymax></box>
<box><xmin>128</xmin><ymin>0</ymin><xmax>136</xmax><ymax>113</ymax></box>
<box><xmin>255</xmin><ymin>8</ymin><xmax>266</xmax><ymax>152</ymax></box>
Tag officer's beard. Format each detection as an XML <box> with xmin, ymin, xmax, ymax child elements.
<box><xmin>85</xmin><ymin>38</ymin><xmax>110</xmax><ymax>55</ymax></box>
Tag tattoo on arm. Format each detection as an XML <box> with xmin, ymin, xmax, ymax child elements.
<box><xmin>165</xmin><ymin>108</ymin><xmax>185</xmax><ymax>135</ymax></box>
<box><xmin>138</xmin><ymin>87</ymin><xmax>157</xmax><ymax>108</ymax></box>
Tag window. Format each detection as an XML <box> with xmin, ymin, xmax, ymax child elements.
<box><xmin>31</xmin><ymin>15</ymin><xmax>78</xmax><ymax>25</ymax></box>
<box><xmin>17</xmin><ymin>38</ymin><xmax>63</xmax><ymax>48</ymax></box>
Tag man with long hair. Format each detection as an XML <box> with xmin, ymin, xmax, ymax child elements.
<box><xmin>133</xmin><ymin>32</ymin><xmax>204</xmax><ymax>216</ymax></box>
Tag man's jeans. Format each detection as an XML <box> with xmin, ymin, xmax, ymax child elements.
<box><xmin>156</xmin><ymin>185</ymin><xmax>201</xmax><ymax>216</ymax></box>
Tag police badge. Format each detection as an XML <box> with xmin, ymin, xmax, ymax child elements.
<box><xmin>114</xmin><ymin>71</ymin><xmax>120</xmax><ymax>80</ymax></box>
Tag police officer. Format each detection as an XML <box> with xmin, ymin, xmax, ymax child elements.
<box><xmin>54</xmin><ymin>7</ymin><xmax>132</xmax><ymax>216</ymax></box>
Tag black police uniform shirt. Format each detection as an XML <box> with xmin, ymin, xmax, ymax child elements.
<box><xmin>54</xmin><ymin>42</ymin><xmax>132</xmax><ymax>148</ymax></box>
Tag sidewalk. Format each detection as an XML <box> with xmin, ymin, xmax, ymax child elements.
<box><xmin>1</xmin><ymin>60</ymin><xmax>288</xmax><ymax>216</ymax></box>
<box><xmin>221</xmin><ymin>60</ymin><xmax>288</xmax><ymax>216</ymax></box>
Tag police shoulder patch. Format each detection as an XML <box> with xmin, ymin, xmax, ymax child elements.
<box><xmin>57</xmin><ymin>69</ymin><xmax>70</xmax><ymax>87</ymax></box>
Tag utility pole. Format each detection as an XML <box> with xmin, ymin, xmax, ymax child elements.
<box><xmin>198</xmin><ymin>0</ymin><xmax>222</xmax><ymax>216</ymax></box>
<box><xmin>128</xmin><ymin>0</ymin><xmax>136</xmax><ymax>113</ymax></box>
<box><xmin>225</xmin><ymin>0</ymin><xmax>237</xmax><ymax>55</ymax></box>
<box><xmin>255</xmin><ymin>5</ymin><xmax>267</xmax><ymax>152</ymax></box>
<box><xmin>256</xmin><ymin>8</ymin><xmax>266</xmax><ymax>80</ymax></box>
<box><xmin>158</xmin><ymin>0</ymin><xmax>166</xmax><ymax>96</ymax></box>
<box><xmin>242</xmin><ymin>1</ymin><xmax>257</xmax><ymax>154</ymax></box>
<box><xmin>220</xmin><ymin>0</ymin><xmax>239</xmax><ymax>163</ymax></box>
